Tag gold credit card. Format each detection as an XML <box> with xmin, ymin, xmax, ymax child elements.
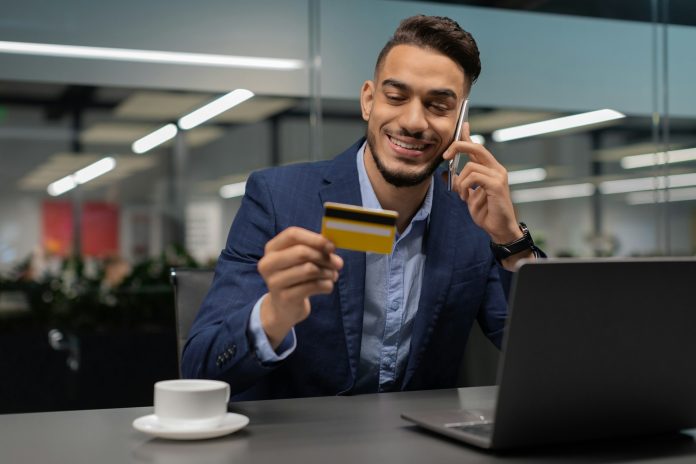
<box><xmin>320</xmin><ymin>202</ymin><xmax>398</xmax><ymax>254</ymax></box>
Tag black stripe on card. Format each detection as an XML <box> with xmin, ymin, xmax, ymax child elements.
<box><xmin>324</xmin><ymin>207</ymin><xmax>396</xmax><ymax>226</ymax></box>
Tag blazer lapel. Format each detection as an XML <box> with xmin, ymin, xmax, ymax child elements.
<box><xmin>402</xmin><ymin>177</ymin><xmax>456</xmax><ymax>388</ymax></box>
<box><xmin>318</xmin><ymin>140</ymin><xmax>366</xmax><ymax>390</ymax></box>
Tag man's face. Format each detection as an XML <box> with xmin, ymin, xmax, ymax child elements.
<box><xmin>361</xmin><ymin>44</ymin><xmax>467</xmax><ymax>188</ymax></box>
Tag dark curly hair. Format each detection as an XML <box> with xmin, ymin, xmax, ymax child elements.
<box><xmin>375</xmin><ymin>15</ymin><xmax>481</xmax><ymax>89</ymax></box>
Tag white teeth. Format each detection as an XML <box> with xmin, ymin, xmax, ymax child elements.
<box><xmin>390</xmin><ymin>136</ymin><xmax>425</xmax><ymax>151</ymax></box>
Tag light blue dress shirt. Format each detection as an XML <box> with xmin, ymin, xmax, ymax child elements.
<box><xmin>353</xmin><ymin>143</ymin><xmax>432</xmax><ymax>392</ymax></box>
<box><xmin>248</xmin><ymin>142</ymin><xmax>432</xmax><ymax>394</ymax></box>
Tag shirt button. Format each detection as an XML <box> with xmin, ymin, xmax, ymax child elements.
<box><xmin>390</xmin><ymin>301</ymin><xmax>399</xmax><ymax>310</ymax></box>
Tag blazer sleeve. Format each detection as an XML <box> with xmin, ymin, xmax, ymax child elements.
<box><xmin>181</xmin><ymin>170</ymin><xmax>284</xmax><ymax>395</ymax></box>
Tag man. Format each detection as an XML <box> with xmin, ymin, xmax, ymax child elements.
<box><xmin>182</xmin><ymin>15</ymin><xmax>540</xmax><ymax>400</ymax></box>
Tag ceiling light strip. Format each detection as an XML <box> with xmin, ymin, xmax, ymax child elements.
<box><xmin>178</xmin><ymin>89</ymin><xmax>254</xmax><ymax>130</ymax></box>
<box><xmin>626</xmin><ymin>186</ymin><xmax>696</xmax><ymax>205</ymax></box>
<box><xmin>599</xmin><ymin>172</ymin><xmax>696</xmax><ymax>194</ymax></box>
<box><xmin>47</xmin><ymin>175</ymin><xmax>78</xmax><ymax>197</ymax></box>
<box><xmin>73</xmin><ymin>157</ymin><xmax>116</xmax><ymax>184</ymax></box>
<box><xmin>0</xmin><ymin>40</ymin><xmax>303</xmax><ymax>70</ymax></box>
<box><xmin>219</xmin><ymin>181</ymin><xmax>247</xmax><ymax>199</ymax></box>
<box><xmin>132</xmin><ymin>124</ymin><xmax>178</xmax><ymax>154</ymax></box>
<box><xmin>508</xmin><ymin>168</ymin><xmax>547</xmax><ymax>185</ymax></box>
<box><xmin>512</xmin><ymin>183</ymin><xmax>595</xmax><ymax>203</ymax></box>
<box><xmin>492</xmin><ymin>109</ymin><xmax>625</xmax><ymax>142</ymax></box>
<box><xmin>470</xmin><ymin>134</ymin><xmax>485</xmax><ymax>145</ymax></box>
<box><xmin>620</xmin><ymin>147</ymin><xmax>696</xmax><ymax>169</ymax></box>
<box><xmin>47</xmin><ymin>156</ymin><xmax>116</xmax><ymax>196</ymax></box>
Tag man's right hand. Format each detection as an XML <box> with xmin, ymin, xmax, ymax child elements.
<box><xmin>257</xmin><ymin>226</ymin><xmax>344</xmax><ymax>350</ymax></box>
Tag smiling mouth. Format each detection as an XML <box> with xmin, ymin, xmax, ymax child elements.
<box><xmin>387</xmin><ymin>135</ymin><xmax>428</xmax><ymax>151</ymax></box>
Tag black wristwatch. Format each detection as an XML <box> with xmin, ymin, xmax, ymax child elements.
<box><xmin>490</xmin><ymin>222</ymin><xmax>537</xmax><ymax>262</ymax></box>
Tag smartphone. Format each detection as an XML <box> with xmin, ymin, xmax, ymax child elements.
<box><xmin>447</xmin><ymin>99</ymin><xmax>469</xmax><ymax>191</ymax></box>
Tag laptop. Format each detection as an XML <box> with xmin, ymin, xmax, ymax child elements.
<box><xmin>402</xmin><ymin>258</ymin><xmax>696</xmax><ymax>450</ymax></box>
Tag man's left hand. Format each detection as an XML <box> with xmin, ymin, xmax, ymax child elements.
<box><xmin>443</xmin><ymin>122</ymin><xmax>533</xmax><ymax>270</ymax></box>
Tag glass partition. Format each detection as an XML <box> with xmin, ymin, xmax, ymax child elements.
<box><xmin>0</xmin><ymin>81</ymin><xmax>320</xmax><ymax>411</ymax></box>
<box><xmin>0</xmin><ymin>0</ymin><xmax>313</xmax><ymax>412</ymax></box>
<box><xmin>1</xmin><ymin>0</ymin><xmax>693</xmax><ymax>411</ymax></box>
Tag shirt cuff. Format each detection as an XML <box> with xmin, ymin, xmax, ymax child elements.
<box><xmin>248</xmin><ymin>294</ymin><xmax>296</xmax><ymax>363</ymax></box>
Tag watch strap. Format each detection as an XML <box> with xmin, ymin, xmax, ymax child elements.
<box><xmin>490</xmin><ymin>222</ymin><xmax>536</xmax><ymax>261</ymax></box>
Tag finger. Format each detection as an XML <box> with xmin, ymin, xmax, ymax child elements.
<box><xmin>451</xmin><ymin>173</ymin><xmax>470</xmax><ymax>202</ymax></box>
<box><xmin>469</xmin><ymin>187</ymin><xmax>488</xmax><ymax>213</ymax></box>
<box><xmin>265</xmin><ymin>226</ymin><xmax>335</xmax><ymax>254</ymax></box>
<box><xmin>458</xmin><ymin>161</ymin><xmax>501</xmax><ymax>183</ymax></box>
<box><xmin>471</xmin><ymin>200</ymin><xmax>488</xmax><ymax>223</ymax></box>
<box><xmin>266</xmin><ymin>262</ymin><xmax>339</xmax><ymax>291</ymax></box>
<box><xmin>259</xmin><ymin>244</ymin><xmax>342</xmax><ymax>276</ymax></box>
<box><xmin>462</xmin><ymin>121</ymin><xmax>471</xmax><ymax>142</ymax></box>
<box><xmin>442</xmin><ymin>140</ymin><xmax>477</xmax><ymax>161</ymax></box>
<box><xmin>457</xmin><ymin>171</ymin><xmax>493</xmax><ymax>193</ymax></box>
<box><xmin>277</xmin><ymin>278</ymin><xmax>336</xmax><ymax>303</ymax></box>
<box><xmin>463</xmin><ymin>142</ymin><xmax>502</xmax><ymax>168</ymax></box>
<box><xmin>444</xmin><ymin>140</ymin><xmax>501</xmax><ymax>169</ymax></box>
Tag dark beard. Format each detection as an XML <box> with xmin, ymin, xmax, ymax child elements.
<box><xmin>367</xmin><ymin>131</ymin><xmax>443</xmax><ymax>188</ymax></box>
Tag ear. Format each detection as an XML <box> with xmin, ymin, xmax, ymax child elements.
<box><xmin>360</xmin><ymin>80</ymin><xmax>375</xmax><ymax>122</ymax></box>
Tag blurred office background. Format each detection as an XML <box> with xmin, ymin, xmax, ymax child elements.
<box><xmin>0</xmin><ymin>0</ymin><xmax>694</xmax><ymax>413</ymax></box>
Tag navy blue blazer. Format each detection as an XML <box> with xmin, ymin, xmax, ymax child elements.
<box><xmin>182</xmin><ymin>139</ymin><xmax>509</xmax><ymax>400</ymax></box>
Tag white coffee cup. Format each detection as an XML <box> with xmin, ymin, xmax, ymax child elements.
<box><xmin>154</xmin><ymin>379</ymin><xmax>230</xmax><ymax>429</ymax></box>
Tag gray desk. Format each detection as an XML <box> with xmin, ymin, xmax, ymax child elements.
<box><xmin>2</xmin><ymin>386</ymin><xmax>696</xmax><ymax>464</ymax></box>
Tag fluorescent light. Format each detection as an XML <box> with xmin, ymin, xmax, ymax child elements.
<box><xmin>132</xmin><ymin>124</ymin><xmax>178</xmax><ymax>154</ymax></box>
<box><xmin>47</xmin><ymin>156</ymin><xmax>117</xmax><ymax>196</ymax></box>
<box><xmin>512</xmin><ymin>183</ymin><xmax>595</xmax><ymax>203</ymax></box>
<box><xmin>178</xmin><ymin>89</ymin><xmax>254</xmax><ymax>130</ymax></box>
<box><xmin>492</xmin><ymin>109</ymin><xmax>625</xmax><ymax>142</ymax></box>
<box><xmin>47</xmin><ymin>175</ymin><xmax>78</xmax><ymax>196</ymax></box>
<box><xmin>620</xmin><ymin>147</ymin><xmax>696</xmax><ymax>169</ymax></box>
<box><xmin>0</xmin><ymin>40</ymin><xmax>303</xmax><ymax>70</ymax></box>
<box><xmin>73</xmin><ymin>157</ymin><xmax>116</xmax><ymax>184</ymax></box>
<box><xmin>470</xmin><ymin>134</ymin><xmax>485</xmax><ymax>145</ymax></box>
<box><xmin>666</xmin><ymin>172</ymin><xmax>696</xmax><ymax>189</ymax></box>
<box><xmin>508</xmin><ymin>168</ymin><xmax>547</xmax><ymax>185</ymax></box>
<box><xmin>220</xmin><ymin>181</ymin><xmax>247</xmax><ymax>199</ymax></box>
<box><xmin>599</xmin><ymin>177</ymin><xmax>658</xmax><ymax>194</ymax></box>
<box><xmin>599</xmin><ymin>172</ymin><xmax>696</xmax><ymax>194</ymax></box>
<box><xmin>627</xmin><ymin>186</ymin><xmax>696</xmax><ymax>205</ymax></box>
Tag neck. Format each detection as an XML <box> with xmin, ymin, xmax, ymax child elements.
<box><xmin>363</xmin><ymin>146</ymin><xmax>431</xmax><ymax>233</ymax></box>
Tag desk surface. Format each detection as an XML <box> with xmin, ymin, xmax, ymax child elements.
<box><xmin>2</xmin><ymin>386</ymin><xmax>696</xmax><ymax>464</ymax></box>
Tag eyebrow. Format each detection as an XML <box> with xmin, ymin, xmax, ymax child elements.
<box><xmin>381</xmin><ymin>79</ymin><xmax>457</xmax><ymax>100</ymax></box>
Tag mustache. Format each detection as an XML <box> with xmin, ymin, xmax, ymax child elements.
<box><xmin>388</xmin><ymin>128</ymin><xmax>437</xmax><ymax>144</ymax></box>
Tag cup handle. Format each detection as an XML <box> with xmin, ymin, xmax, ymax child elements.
<box><xmin>225</xmin><ymin>383</ymin><xmax>230</xmax><ymax>404</ymax></box>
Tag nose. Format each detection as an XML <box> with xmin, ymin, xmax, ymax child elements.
<box><xmin>399</xmin><ymin>100</ymin><xmax>428</xmax><ymax>134</ymax></box>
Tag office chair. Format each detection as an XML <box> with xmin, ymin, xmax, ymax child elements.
<box><xmin>170</xmin><ymin>268</ymin><xmax>214</xmax><ymax>375</ymax></box>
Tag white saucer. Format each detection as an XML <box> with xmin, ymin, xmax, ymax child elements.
<box><xmin>132</xmin><ymin>413</ymin><xmax>249</xmax><ymax>440</ymax></box>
